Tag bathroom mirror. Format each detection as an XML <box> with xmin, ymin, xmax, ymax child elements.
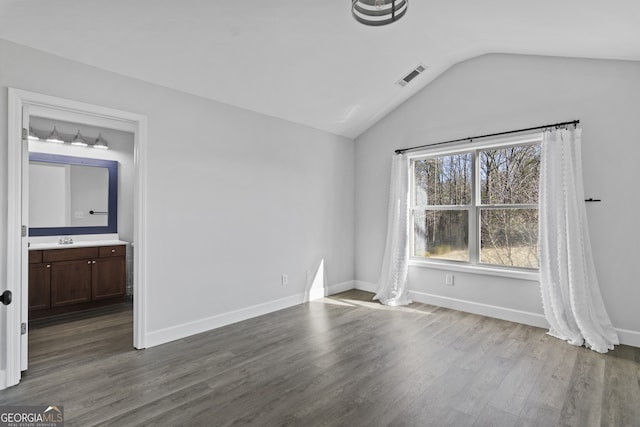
<box><xmin>29</xmin><ymin>153</ymin><xmax>118</xmax><ymax>236</ymax></box>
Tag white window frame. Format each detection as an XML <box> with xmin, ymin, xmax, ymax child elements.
<box><xmin>408</xmin><ymin>133</ymin><xmax>543</xmax><ymax>281</ymax></box>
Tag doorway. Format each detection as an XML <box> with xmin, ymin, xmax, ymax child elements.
<box><xmin>4</xmin><ymin>88</ymin><xmax>148</xmax><ymax>389</ymax></box>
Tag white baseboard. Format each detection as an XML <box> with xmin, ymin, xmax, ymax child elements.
<box><xmin>144</xmin><ymin>282</ymin><xmax>640</xmax><ymax>350</ymax></box>
<box><xmin>409</xmin><ymin>290</ymin><xmax>549</xmax><ymax>329</ymax></box>
<box><xmin>145</xmin><ymin>281</ymin><xmax>357</xmax><ymax>348</ymax></box>
<box><xmin>325</xmin><ymin>280</ymin><xmax>356</xmax><ymax>296</ymax></box>
<box><xmin>616</xmin><ymin>328</ymin><xmax>640</xmax><ymax>348</ymax></box>
<box><xmin>145</xmin><ymin>293</ymin><xmax>305</xmax><ymax>348</ymax></box>
<box><xmin>409</xmin><ymin>290</ymin><xmax>640</xmax><ymax>348</ymax></box>
<box><xmin>307</xmin><ymin>287</ymin><xmax>326</xmax><ymax>301</ymax></box>
<box><xmin>355</xmin><ymin>280</ymin><xmax>377</xmax><ymax>293</ymax></box>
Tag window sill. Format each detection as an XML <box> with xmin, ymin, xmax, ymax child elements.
<box><xmin>409</xmin><ymin>259</ymin><xmax>540</xmax><ymax>282</ymax></box>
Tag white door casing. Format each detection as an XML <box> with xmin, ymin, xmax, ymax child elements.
<box><xmin>20</xmin><ymin>106</ymin><xmax>30</xmax><ymax>371</ymax></box>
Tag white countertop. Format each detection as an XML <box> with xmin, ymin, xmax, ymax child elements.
<box><xmin>29</xmin><ymin>240</ymin><xmax>129</xmax><ymax>250</ymax></box>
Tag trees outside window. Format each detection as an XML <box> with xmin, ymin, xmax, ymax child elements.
<box><xmin>411</xmin><ymin>139</ymin><xmax>540</xmax><ymax>270</ymax></box>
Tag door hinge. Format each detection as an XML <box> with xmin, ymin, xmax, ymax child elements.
<box><xmin>21</xmin><ymin>323</ymin><xmax>27</xmax><ymax>335</ymax></box>
<box><xmin>22</xmin><ymin>225</ymin><xmax>27</xmax><ymax>237</ymax></box>
<box><xmin>22</xmin><ymin>128</ymin><xmax>28</xmax><ymax>140</ymax></box>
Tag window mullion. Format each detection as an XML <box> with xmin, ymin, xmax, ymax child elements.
<box><xmin>469</xmin><ymin>150</ymin><xmax>478</xmax><ymax>265</ymax></box>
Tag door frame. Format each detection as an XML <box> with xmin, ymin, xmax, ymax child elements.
<box><xmin>5</xmin><ymin>88</ymin><xmax>148</xmax><ymax>388</ymax></box>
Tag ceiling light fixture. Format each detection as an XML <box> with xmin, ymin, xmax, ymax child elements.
<box><xmin>352</xmin><ymin>0</ymin><xmax>407</xmax><ymax>26</ymax></box>
<box><xmin>46</xmin><ymin>126</ymin><xmax>65</xmax><ymax>144</ymax></box>
<box><xmin>93</xmin><ymin>133</ymin><xmax>109</xmax><ymax>150</ymax></box>
<box><xmin>71</xmin><ymin>131</ymin><xmax>88</xmax><ymax>147</ymax></box>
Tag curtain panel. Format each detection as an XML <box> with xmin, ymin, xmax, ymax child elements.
<box><xmin>539</xmin><ymin>128</ymin><xmax>618</xmax><ymax>353</ymax></box>
<box><xmin>374</xmin><ymin>154</ymin><xmax>412</xmax><ymax>306</ymax></box>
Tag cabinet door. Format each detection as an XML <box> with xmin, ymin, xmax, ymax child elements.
<box><xmin>92</xmin><ymin>257</ymin><xmax>125</xmax><ymax>300</ymax></box>
<box><xmin>28</xmin><ymin>263</ymin><xmax>51</xmax><ymax>311</ymax></box>
<box><xmin>51</xmin><ymin>260</ymin><xmax>92</xmax><ymax>307</ymax></box>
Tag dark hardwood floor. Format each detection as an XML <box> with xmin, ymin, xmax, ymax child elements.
<box><xmin>1</xmin><ymin>290</ymin><xmax>639</xmax><ymax>426</ymax></box>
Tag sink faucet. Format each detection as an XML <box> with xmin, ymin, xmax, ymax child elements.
<box><xmin>58</xmin><ymin>236</ymin><xmax>74</xmax><ymax>245</ymax></box>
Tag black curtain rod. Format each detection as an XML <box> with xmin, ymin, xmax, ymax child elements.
<box><xmin>395</xmin><ymin>120</ymin><xmax>580</xmax><ymax>155</ymax></box>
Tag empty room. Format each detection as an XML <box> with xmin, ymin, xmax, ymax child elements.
<box><xmin>0</xmin><ymin>1</ymin><xmax>639</xmax><ymax>426</ymax></box>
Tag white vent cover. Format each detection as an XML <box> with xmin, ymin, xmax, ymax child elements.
<box><xmin>397</xmin><ymin>63</ymin><xmax>427</xmax><ymax>87</ymax></box>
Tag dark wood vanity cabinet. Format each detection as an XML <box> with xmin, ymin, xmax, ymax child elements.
<box><xmin>29</xmin><ymin>245</ymin><xmax>126</xmax><ymax>318</ymax></box>
<box><xmin>93</xmin><ymin>246</ymin><xmax>127</xmax><ymax>300</ymax></box>
<box><xmin>28</xmin><ymin>250</ymin><xmax>50</xmax><ymax>311</ymax></box>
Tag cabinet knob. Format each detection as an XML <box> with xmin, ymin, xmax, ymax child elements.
<box><xmin>87</xmin><ymin>261</ymin><xmax>92</xmax><ymax>264</ymax></box>
<box><xmin>46</xmin><ymin>264</ymin><xmax>51</xmax><ymax>268</ymax></box>
<box><xmin>92</xmin><ymin>260</ymin><xmax>96</xmax><ymax>264</ymax></box>
<box><xmin>111</xmin><ymin>249</ymin><xmax>116</xmax><ymax>253</ymax></box>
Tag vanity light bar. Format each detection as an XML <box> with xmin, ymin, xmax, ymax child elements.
<box><xmin>31</xmin><ymin>126</ymin><xmax>109</xmax><ymax>150</ymax></box>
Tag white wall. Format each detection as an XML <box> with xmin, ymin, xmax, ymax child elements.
<box><xmin>0</xmin><ymin>39</ymin><xmax>355</xmax><ymax>346</ymax></box>
<box><xmin>355</xmin><ymin>54</ymin><xmax>640</xmax><ymax>340</ymax></box>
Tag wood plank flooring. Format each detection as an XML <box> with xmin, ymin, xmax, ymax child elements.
<box><xmin>1</xmin><ymin>290</ymin><xmax>639</xmax><ymax>426</ymax></box>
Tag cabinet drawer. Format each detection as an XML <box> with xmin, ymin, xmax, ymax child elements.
<box><xmin>99</xmin><ymin>245</ymin><xmax>126</xmax><ymax>258</ymax></box>
<box><xmin>43</xmin><ymin>247</ymin><xmax>99</xmax><ymax>262</ymax></box>
<box><xmin>29</xmin><ymin>250</ymin><xmax>43</xmax><ymax>264</ymax></box>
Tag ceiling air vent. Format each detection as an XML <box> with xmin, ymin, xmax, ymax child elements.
<box><xmin>397</xmin><ymin>63</ymin><xmax>427</xmax><ymax>87</ymax></box>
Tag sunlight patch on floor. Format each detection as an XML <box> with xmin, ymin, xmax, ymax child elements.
<box><xmin>316</xmin><ymin>294</ymin><xmax>435</xmax><ymax>315</ymax></box>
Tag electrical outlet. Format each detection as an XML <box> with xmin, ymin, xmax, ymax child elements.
<box><xmin>445</xmin><ymin>274</ymin><xmax>454</xmax><ymax>286</ymax></box>
<box><xmin>281</xmin><ymin>274</ymin><xmax>288</xmax><ymax>286</ymax></box>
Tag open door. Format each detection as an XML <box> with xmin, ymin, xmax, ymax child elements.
<box><xmin>1</xmin><ymin>98</ymin><xmax>27</xmax><ymax>390</ymax></box>
<box><xmin>20</xmin><ymin>106</ymin><xmax>30</xmax><ymax>371</ymax></box>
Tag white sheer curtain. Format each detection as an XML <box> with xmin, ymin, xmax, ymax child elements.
<box><xmin>374</xmin><ymin>154</ymin><xmax>412</xmax><ymax>306</ymax></box>
<box><xmin>539</xmin><ymin>128</ymin><xmax>619</xmax><ymax>353</ymax></box>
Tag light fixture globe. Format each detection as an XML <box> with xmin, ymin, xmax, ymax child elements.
<box><xmin>93</xmin><ymin>133</ymin><xmax>109</xmax><ymax>150</ymax></box>
<box><xmin>71</xmin><ymin>131</ymin><xmax>88</xmax><ymax>147</ymax></box>
<box><xmin>46</xmin><ymin>126</ymin><xmax>65</xmax><ymax>144</ymax></box>
<box><xmin>352</xmin><ymin>0</ymin><xmax>407</xmax><ymax>26</ymax></box>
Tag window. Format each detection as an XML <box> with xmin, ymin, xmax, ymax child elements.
<box><xmin>411</xmin><ymin>136</ymin><xmax>541</xmax><ymax>270</ymax></box>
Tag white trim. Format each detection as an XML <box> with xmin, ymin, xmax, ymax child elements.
<box><xmin>146</xmin><ymin>281</ymin><xmax>357</xmax><ymax>348</ymax></box>
<box><xmin>133</xmin><ymin>116</ymin><xmax>148</xmax><ymax>349</ymax></box>
<box><xmin>5</xmin><ymin>89</ymin><xmax>24</xmax><ymax>388</ymax></box>
<box><xmin>615</xmin><ymin>328</ymin><xmax>640</xmax><ymax>349</ymax></box>
<box><xmin>355</xmin><ymin>280</ymin><xmax>377</xmax><ymax>293</ymax></box>
<box><xmin>5</xmin><ymin>89</ymin><xmax>148</xmax><ymax>391</ymax></box>
<box><xmin>145</xmin><ymin>293</ymin><xmax>306</xmax><ymax>348</ymax></box>
<box><xmin>409</xmin><ymin>290</ymin><xmax>549</xmax><ymax>328</ymax></box>
<box><xmin>409</xmin><ymin>259</ymin><xmax>540</xmax><ymax>282</ymax></box>
<box><xmin>319</xmin><ymin>280</ymin><xmax>640</xmax><ymax>348</ymax></box>
<box><xmin>307</xmin><ymin>288</ymin><xmax>326</xmax><ymax>301</ymax></box>
<box><xmin>326</xmin><ymin>280</ymin><xmax>356</xmax><ymax>296</ymax></box>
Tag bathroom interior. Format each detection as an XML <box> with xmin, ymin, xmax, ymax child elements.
<box><xmin>26</xmin><ymin>114</ymin><xmax>134</xmax><ymax>334</ymax></box>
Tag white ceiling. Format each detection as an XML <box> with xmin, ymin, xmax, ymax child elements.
<box><xmin>1</xmin><ymin>0</ymin><xmax>639</xmax><ymax>138</ymax></box>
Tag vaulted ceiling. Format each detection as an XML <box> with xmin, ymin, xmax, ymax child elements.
<box><xmin>1</xmin><ymin>0</ymin><xmax>639</xmax><ymax>138</ymax></box>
